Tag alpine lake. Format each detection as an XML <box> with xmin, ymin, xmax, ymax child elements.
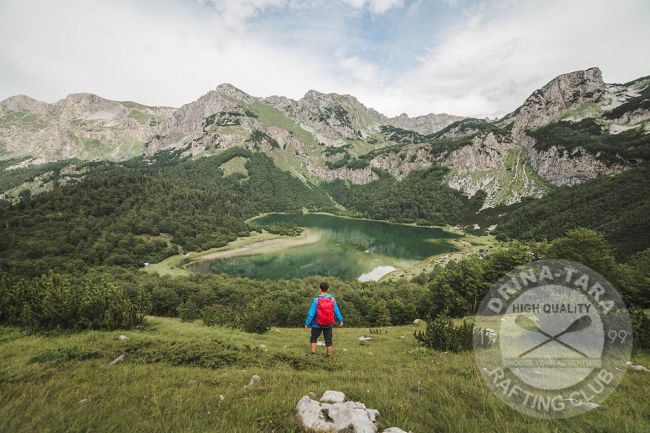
<box><xmin>186</xmin><ymin>213</ymin><xmax>463</xmax><ymax>281</ymax></box>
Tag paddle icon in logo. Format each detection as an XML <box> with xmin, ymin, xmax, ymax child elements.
<box><xmin>515</xmin><ymin>314</ymin><xmax>591</xmax><ymax>358</ymax></box>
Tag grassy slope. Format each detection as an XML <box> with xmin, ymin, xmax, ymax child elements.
<box><xmin>1</xmin><ymin>317</ymin><xmax>648</xmax><ymax>433</ymax></box>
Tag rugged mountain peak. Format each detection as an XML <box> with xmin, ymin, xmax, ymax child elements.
<box><xmin>511</xmin><ymin>67</ymin><xmax>605</xmax><ymax>138</ymax></box>
<box><xmin>387</xmin><ymin>112</ymin><xmax>465</xmax><ymax>134</ymax></box>
<box><xmin>213</xmin><ymin>83</ymin><xmax>252</xmax><ymax>101</ymax></box>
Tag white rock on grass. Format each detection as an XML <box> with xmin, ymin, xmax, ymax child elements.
<box><xmin>259</xmin><ymin>344</ymin><xmax>267</xmax><ymax>352</ymax></box>
<box><xmin>321</xmin><ymin>401</ymin><xmax>376</xmax><ymax>433</ymax></box>
<box><xmin>247</xmin><ymin>375</ymin><xmax>262</xmax><ymax>386</ymax></box>
<box><xmin>562</xmin><ymin>398</ymin><xmax>604</xmax><ymax>410</ymax></box>
<box><xmin>109</xmin><ymin>354</ymin><xmax>124</xmax><ymax>365</ymax></box>
<box><xmin>358</xmin><ymin>336</ymin><xmax>372</xmax><ymax>343</ymax></box>
<box><xmin>118</xmin><ymin>335</ymin><xmax>128</xmax><ymax>341</ymax></box>
<box><xmin>320</xmin><ymin>390</ymin><xmax>346</xmax><ymax>403</ymax></box>
<box><xmin>399</xmin><ymin>336</ymin><xmax>405</xmax><ymax>339</ymax></box>
<box><xmin>626</xmin><ymin>361</ymin><xmax>650</xmax><ymax>372</ymax></box>
<box><xmin>382</xmin><ymin>428</ymin><xmax>412</xmax><ymax>433</ymax></box>
<box><xmin>296</xmin><ymin>396</ymin><xmax>333</xmax><ymax>432</ymax></box>
<box><xmin>296</xmin><ymin>392</ymin><xmax>410</xmax><ymax>433</ymax></box>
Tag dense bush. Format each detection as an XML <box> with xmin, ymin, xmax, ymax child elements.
<box><xmin>0</xmin><ymin>272</ymin><xmax>150</xmax><ymax>330</ymax></box>
<box><xmin>177</xmin><ymin>300</ymin><xmax>201</xmax><ymax>322</ymax></box>
<box><xmin>630</xmin><ymin>307</ymin><xmax>650</xmax><ymax>353</ymax></box>
<box><xmin>262</xmin><ymin>223</ymin><xmax>304</xmax><ymax>237</ymax></box>
<box><xmin>414</xmin><ymin>315</ymin><xmax>474</xmax><ymax>352</ymax></box>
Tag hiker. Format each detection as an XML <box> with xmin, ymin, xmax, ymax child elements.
<box><xmin>305</xmin><ymin>282</ymin><xmax>343</xmax><ymax>358</ymax></box>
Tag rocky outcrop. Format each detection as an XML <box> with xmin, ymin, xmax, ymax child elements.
<box><xmin>511</xmin><ymin>67</ymin><xmax>605</xmax><ymax>141</ymax></box>
<box><xmin>527</xmin><ymin>141</ymin><xmax>624</xmax><ymax>186</ymax></box>
<box><xmin>0</xmin><ymin>93</ymin><xmax>174</xmax><ymax>160</ymax></box>
<box><xmin>387</xmin><ymin>112</ymin><xmax>464</xmax><ymax>134</ymax></box>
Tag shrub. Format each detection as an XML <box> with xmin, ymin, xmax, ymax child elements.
<box><xmin>178</xmin><ymin>300</ymin><xmax>201</xmax><ymax>322</ymax></box>
<box><xmin>630</xmin><ymin>307</ymin><xmax>650</xmax><ymax>353</ymax></box>
<box><xmin>0</xmin><ymin>272</ymin><xmax>150</xmax><ymax>331</ymax></box>
<box><xmin>241</xmin><ymin>307</ymin><xmax>272</xmax><ymax>334</ymax></box>
<box><xmin>414</xmin><ymin>315</ymin><xmax>474</xmax><ymax>352</ymax></box>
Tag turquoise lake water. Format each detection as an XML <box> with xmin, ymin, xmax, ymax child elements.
<box><xmin>189</xmin><ymin>213</ymin><xmax>461</xmax><ymax>280</ymax></box>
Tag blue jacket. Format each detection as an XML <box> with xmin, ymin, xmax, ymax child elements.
<box><xmin>305</xmin><ymin>294</ymin><xmax>343</xmax><ymax>328</ymax></box>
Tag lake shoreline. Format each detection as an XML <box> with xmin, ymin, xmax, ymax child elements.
<box><xmin>145</xmin><ymin>212</ymin><xmax>492</xmax><ymax>279</ymax></box>
<box><xmin>187</xmin><ymin>229</ymin><xmax>321</xmax><ymax>265</ymax></box>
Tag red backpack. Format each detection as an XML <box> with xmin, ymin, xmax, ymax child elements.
<box><xmin>316</xmin><ymin>297</ymin><xmax>335</xmax><ymax>327</ymax></box>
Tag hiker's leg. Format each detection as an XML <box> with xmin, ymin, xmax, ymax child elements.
<box><xmin>324</xmin><ymin>327</ymin><xmax>333</xmax><ymax>357</ymax></box>
<box><xmin>310</xmin><ymin>328</ymin><xmax>322</xmax><ymax>354</ymax></box>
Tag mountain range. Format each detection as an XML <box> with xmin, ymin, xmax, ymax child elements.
<box><xmin>1</xmin><ymin>67</ymin><xmax>648</xmax><ymax>208</ymax></box>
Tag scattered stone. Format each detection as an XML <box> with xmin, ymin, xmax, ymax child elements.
<box><xmin>367</xmin><ymin>352</ymin><xmax>374</xmax><ymax>356</ymax></box>
<box><xmin>219</xmin><ymin>395</ymin><xmax>225</xmax><ymax>402</ymax></box>
<box><xmin>282</xmin><ymin>345</ymin><xmax>287</xmax><ymax>349</ymax></box>
<box><xmin>296</xmin><ymin>396</ymin><xmax>377</xmax><ymax>433</ymax></box>
<box><xmin>412</xmin><ymin>319</ymin><xmax>421</xmax><ymax>325</ymax></box>
<box><xmin>296</xmin><ymin>396</ymin><xmax>333</xmax><ymax>432</ymax></box>
<box><xmin>259</xmin><ymin>344</ymin><xmax>267</xmax><ymax>352</ymax></box>
<box><xmin>247</xmin><ymin>375</ymin><xmax>262</xmax><ymax>386</ymax></box>
<box><xmin>626</xmin><ymin>361</ymin><xmax>650</xmax><ymax>372</ymax></box>
<box><xmin>320</xmin><ymin>390</ymin><xmax>346</xmax><ymax>403</ymax></box>
<box><xmin>562</xmin><ymin>398</ymin><xmax>605</xmax><ymax>410</ymax></box>
<box><xmin>118</xmin><ymin>335</ymin><xmax>128</xmax><ymax>341</ymax></box>
<box><xmin>78</xmin><ymin>398</ymin><xmax>89</xmax><ymax>404</ymax></box>
<box><xmin>399</xmin><ymin>336</ymin><xmax>405</xmax><ymax>339</ymax></box>
<box><xmin>342</xmin><ymin>348</ymin><xmax>348</xmax><ymax>352</ymax></box>
<box><xmin>109</xmin><ymin>354</ymin><xmax>124</xmax><ymax>365</ymax></box>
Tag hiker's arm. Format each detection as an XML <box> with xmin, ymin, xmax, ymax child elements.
<box><xmin>304</xmin><ymin>298</ymin><xmax>317</xmax><ymax>328</ymax></box>
<box><xmin>333</xmin><ymin>299</ymin><xmax>343</xmax><ymax>326</ymax></box>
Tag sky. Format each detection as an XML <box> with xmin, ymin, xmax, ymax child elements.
<box><xmin>1</xmin><ymin>0</ymin><xmax>649</xmax><ymax>118</ymax></box>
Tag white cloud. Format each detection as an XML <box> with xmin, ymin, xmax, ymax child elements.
<box><xmin>339</xmin><ymin>0</ymin><xmax>404</xmax><ymax>14</ymax></box>
<box><xmin>350</xmin><ymin>0</ymin><xmax>650</xmax><ymax>117</ymax></box>
<box><xmin>0</xmin><ymin>0</ymin><xmax>649</xmax><ymax>118</ymax></box>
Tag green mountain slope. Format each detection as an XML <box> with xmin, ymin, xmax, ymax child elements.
<box><xmin>497</xmin><ymin>165</ymin><xmax>650</xmax><ymax>256</ymax></box>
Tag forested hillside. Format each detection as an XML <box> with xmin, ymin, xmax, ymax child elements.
<box><xmin>323</xmin><ymin>166</ymin><xmax>485</xmax><ymax>225</ymax></box>
<box><xmin>497</xmin><ymin>165</ymin><xmax>650</xmax><ymax>257</ymax></box>
<box><xmin>0</xmin><ymin>148</ymin><xmax>334</xmax><ymax>276</ymax></box>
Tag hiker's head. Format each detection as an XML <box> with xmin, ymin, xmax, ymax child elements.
<box><xmin>319</xmin><ymin>282</ymin><xmax>329</xmax><ymax>293</ymax></box>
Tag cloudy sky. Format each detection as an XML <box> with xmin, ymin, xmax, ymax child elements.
<box><xmin>1</xmin><ymin>0</ymin><xmax>649</xmax><ymax>117</ymax></box>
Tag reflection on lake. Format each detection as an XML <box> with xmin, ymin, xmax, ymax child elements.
<box><xmin>189</xmin><ymin>213</ymin><xmax>461</xmax><ymax>280</ymax></box>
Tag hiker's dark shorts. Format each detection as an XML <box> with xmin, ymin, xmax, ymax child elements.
<box><xmin>310</xmin><ymin>327</ymin><xmax>333</xmax><ymax>346</ymax></box>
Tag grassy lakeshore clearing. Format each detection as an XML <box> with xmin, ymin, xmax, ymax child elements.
<box><xmin>0</xmin><ymin>317</ymin><xmax>648</xmax><ymax>433</ymax></box>
<box><xmin>144</xmin><ymin>230</ymin><xmax>320</xmax><ymax>278</ymax></box>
